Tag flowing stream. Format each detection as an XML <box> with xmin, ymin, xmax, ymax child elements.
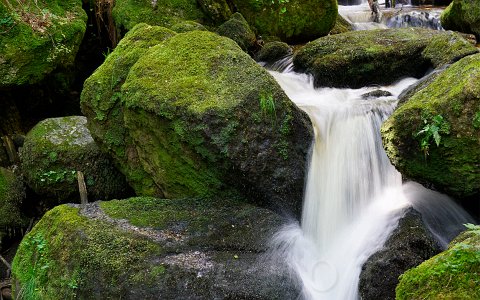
<box><xmin>267</xmin><ymin>66</ymin><xmax>474</xmax><ymax>299</ymax></box>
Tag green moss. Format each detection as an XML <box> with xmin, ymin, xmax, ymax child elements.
<box><xmin>170</xmin><ymin>20</ymin><xmax>207</xmax><ymax>33</ymax></box>
<box><xmin>81</xmin><ymin>24</ymin><xmax>177</xmax><ymax>196</ymax></box>
<box><xmin>294</xmin><ymin>28</ymin><xmax>479</xmax><ymax>88</ymax></box>
<box><xmin>441</xmin><ymin>0</ymin><xmax>480</xmax><ymax>40</ymax></box>
<box><xmin>329</xmin><ymin>14</ymin><xmax>353</xmax><ymax>35</ymax></box>
<box><xmin>382</xmin><ymin>53</ymin><xmax>480</xmax><ymax>198</ymax></box>
<box><xmin>231</xmin><ymin>0</ymin><xmax>338</xmax><ymax>43</ymax></box>
<box><xmin>12</xmin><ymin>205</ymin><xmax>163</xmax><ymax>299</ymax></box>
<box><xmin>396</xmin><ymin>228</ymin><xmax>480</xmax><ymax>300</ymax></box>
<box><xmin>0</xmin><ymin>0</ymin><xmax>86</xmax><ymax>87</ymax></box>
<box><xmin>112</xmin><ymin>0</ymin><xmax>207</xmax><ymax>33</ymax></box>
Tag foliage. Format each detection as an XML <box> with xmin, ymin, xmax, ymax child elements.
<box><xmin>414</xmin><ymin>113</ymin><xmax>450</xmax><ymax>157</ymax></box>
<box><xmin>259</xmin><ymin>92</ymin><xmax>276</xmax><ymax>119</ymax></box>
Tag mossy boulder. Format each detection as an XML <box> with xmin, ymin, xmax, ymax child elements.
<box><xmin>81</xmin><ymin>27</ymin><xmax>312</xmax><ymax>215</ymax></box>
<box><xmin>216</xmin><ymin>13</ymin><xmax>256</xmax><ymax>52</ymax></box>
<box><xmin>11</xmin><ymin>197</ymin><xmax>298</xmax><ymax>299</ymax></box>
<box><xmin>382</xmin><ymin>53</ymin><xmax>480</xmax><ymax>199</ymax></box>
<box><xmin>359</xmin><ymin>208</ymin><xmax>441</xmax><ymax>300</ymax></box>
<box><xmin>441</xmin><ymin>0</ymin><xmax>480</xmax><ymax>40</ymax></box>
<box><xmin>293</xmin><ymin>28</ymin><xmax>479</xmax><ymax>88</ymax></box>
<box><xmin>197</xmin><ymin>0</ymin><xmax>232</xmax><ymax>24</ymax></box>
<box><xmin>81</xmin><ymin>23</ymin><xmax>177</xmax><ymax>197</ymax></box>
<box><xmin>112</xmin><ymin>0</ymin><xmax>207</xmax><ymax>33</ymax></box>
<box><xmin>19</xmin><ymin>116</ymin><xmax>129</xmax><ymax>206</ymax></box>
<box><xmin>396</xmin><ymin>225</ymin><xmax>480</xmax><ymax>299</ymax></box>
<box><xmin>255</xmin><ymin>41</ymin><xmax>292</xmax><ymax>64</ymax></box>
<box><xmin>0</xmin><ymin>0</ymin><xmax>86</xmax><ymax>87</ymax></box>
<box><xmin>230</xmin><ymin>0</ymin><xmax>337</xmax><ymax>43</ymax></box>
<box><xmin>0</xmin><ymin>167</ymin><xmax>26</xmax><ymax>235</ymax></box>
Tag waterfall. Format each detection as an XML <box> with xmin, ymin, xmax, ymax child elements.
<box><xmin>267</xmin><ymin>68</ymin><xmax>474</xmax><ymax>299</ymax></box>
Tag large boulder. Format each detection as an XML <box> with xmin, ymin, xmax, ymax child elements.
<box><xmin>81</xmin><ymin>26</ymin><xmax>312</xmax><ymax>216</ymax></box>
<box><xmin>231</xmin><ymin>0</ymin><xmax>338</xmax><ymax>43</ymax></box>
<box><xmin>11</xmin><ymin>197</ymin><xmax>299</xmax><ymax>299</ymax></box>
<box><xmin>441</xmin><ymin>0</ymin><xmax>480</xmax><ymax>40</ymax></box>
<box><xmin>0</xmin><ymin>0</ymin><xmax>86</xmax><ymax>87</ymax></box>
<box><xmin>382</xmin><ymin>53</ymin><xmax>480</xmax><ymax>199</ymax></box>
<box><xmin>112</xmin><ymin>0</ymin><xmax>207</xmax><ymax>33</ymax></box>
<box><xmin>19</xmin><ymin>116</ymin><xmax>129</xmax><ymax>207</ymax></box>
<box><xmin>293</xmin><ymin>28</ymin><xmax>478</xmax><ymax>88</ymax></box>
<box><xmin>359</xmin><ymin>208</ymin><xmax>441</xmax><ymax>300</ymax></box>
<box><xmin>396</xmin><ymin>225</ymin><xmax>480</xmax><ymax>299</ymax></box>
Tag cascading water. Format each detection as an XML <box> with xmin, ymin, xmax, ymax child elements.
<box><xmin>267</xmin><ymin>65</ymin><xmax>474</xmax><ymax>299</ymax></box>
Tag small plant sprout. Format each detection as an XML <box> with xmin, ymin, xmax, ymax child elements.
<box><xmin>259</xmin><ymin>92</ymin><xmax>276</xmax><ymax>120</ymax></box>
<box><xmin>414</xmin><ymin>113</ymin><xmax>450</xmax><ymax>157</ymax></box>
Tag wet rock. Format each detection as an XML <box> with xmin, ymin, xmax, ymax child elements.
<box><xmin>361</xmin><ymin>90</ymin><xmax>393</xmax><ymax>99</ymax></box>
<box><xmin>255</xmin><ymin>42</ymin><xmax>292</xmax><ymax>64</ymax></box>
<box><xmin>359</xmin><ymin>208</ymin><xmax>441</xmax><ymax>300</ymax></box>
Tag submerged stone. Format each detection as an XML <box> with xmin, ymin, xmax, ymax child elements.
<box><xmin>382</xmin><ymin>53</ymin><xmax>480</xmax><ymax>199</ymax></box>
<box><xmin>293</xmin><ymin>28</ymin><xmax>478</xmax><ymax>88</ymax></box>
<box><xmin>19</xmin><ymin>116</ymin><xmax>129</xmax><ymax>206</ymax></box>
<box><xmin>0</xmin><ymin>0</ymin><xmax>86</xmax><ymax>87</ymax></box>
<box><xmin>82</xmin><ymin>26</ymin><xmax>312</xmax><ymax>216</ymax></box>
<box><xmin>11</xmin><ymin>197</ymin><xmax>299</xmax><ymax>299</ymax></box>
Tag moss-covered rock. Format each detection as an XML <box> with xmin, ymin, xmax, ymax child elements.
<box><xmin>112</xmin><ymin>0</ymin><xmax>207</xmax><ymax>33</ymax></box>
<box><xmin>396</xmin><ymin>224</ymin><xmax>480</xmax><ymax>299</ymax></box>
<box><xmin>0</xmin><ymin>167</ymin><xmax>26</xmax><ymax>233</ymax></box>
<box><xmin>255</xmin><ymin>41</ymin><xmax>292</xmax><ymax>64</ymax></box>
<box><xmin>382</xmin><ymin>53</ymin><xmax>480</xmax><ymax>199</ymax></box>
<box><xmin>230</xmin><ymin>0</ymin><xmax>337</xmax><ymax>43</ymax></box>
<box><xmin>197</xmin><ymin>0</ymin><xmax>232</xmax><ymax>24</ymax></box>
<box><xmin>441</xmin><ymin>0</ymin><xmax>480</xmax><ymax>40</ymax></box>
<box><xmin>216</xmin><ymin>12</ymin><xmax>256</xmax><ymax>52</ymax></box>
<box><xmin>0</xmin><ymin>0</ymin><xmax>86</xmax><ymax>87</ymax></box>
<box><xmin>359</xmin><ymin>208</ymin><xmax>441</xmax><ymax>300</ymax></box>
<box><xmin>81</xmin><ymin>23</ymin><xmax>177</xmax><ymax>197</ymax></box>
<box><xmin>82</xmin><ymin>27</ymin><xmax>312</xmax><ymax>215</ymax></box>
<box><xmin>11</xmin><ymin>197</ymin><xmax>298</xmax><ymax>299</ymax></box>
<box><xmin>294</xmin><ymin>28</ymin><xmax>478</xmax><ymax>88</ymax></box>
<box><xmin>329</xmin><ymin>14</ymin><xmax>353</xmax><ymax>35</ymax></box>
<box><xmin>19</xmin><ymin>116</ymin><xmax>129</xmax><ymax>206</ymax></box>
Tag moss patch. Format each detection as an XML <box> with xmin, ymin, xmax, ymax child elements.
<box><xmin>112</xmin><ymin>0</ymin><xmax>207</xmax><ymax>33</ymax></box>
<box><xmin>396</xmin><ymin>226</ymin><xmax>480</xmax><ymax>299</ymax></box>
<box><xmin>0</xmin><ymin>167</ymin><xmax>26</xmax><ymax>230</ymax></box>
<box><xmin>0</xmin><ymin>0</ymin><xmax>86</xmax><ymax>87</ymax></box>
<box><xmin>231</xmin><ymin>0</ymin><xmax>338</xmax><ymax>43</ymax></box>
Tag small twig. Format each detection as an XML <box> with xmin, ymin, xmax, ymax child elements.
<box><xmin>77</xmin><ymin>171</ymin><xmax>88</xmax><ymax>206</ymax></box>
<box><xmin>0</xmin><ymin>255</ymin><xmax>11</xmax><ymax>271</ymax></box>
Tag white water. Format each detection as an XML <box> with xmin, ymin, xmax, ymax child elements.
<box><xmin>267</xmin><ymin>69</ymin><xmax>473</xmax><ymax>299</ymax></box>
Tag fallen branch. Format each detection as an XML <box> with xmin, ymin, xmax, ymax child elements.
<box><xmin>0</xmin><ymin>255</ymin><xmax>11</xmax><ymax>271</ymax></box>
